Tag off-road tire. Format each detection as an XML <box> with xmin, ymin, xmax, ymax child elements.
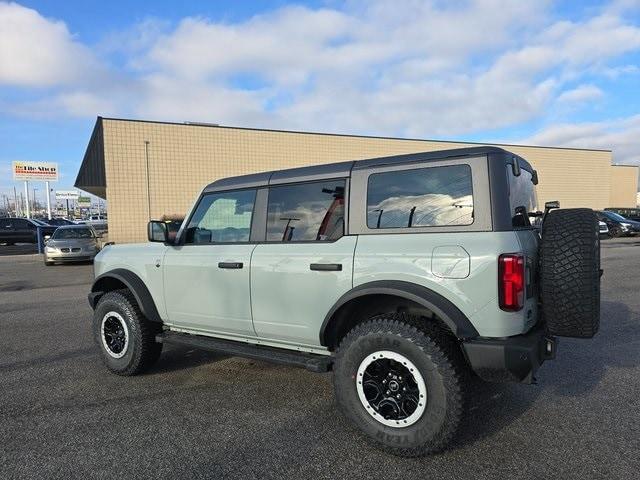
<box><xmin>333</xmin><ymin>313</ymin><xmax>465</xmax><ymax>456</ymax></box>
<box><xmin>93</xmin><ymin>289</ymin><xmax>162</xmax><ymax>375</ymax></box>
<box><xmin>541</xmin><ymin>208</ymin><xmax>600</xmax><ymax>338</ymax></box>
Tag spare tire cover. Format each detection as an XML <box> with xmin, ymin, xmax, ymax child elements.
<box><xmin>540</xmin><ymin>208</ymin><xmax>600</xmax><ymax>338</ymax></box>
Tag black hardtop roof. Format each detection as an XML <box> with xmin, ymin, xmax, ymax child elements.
<box><xmin>203</xmin><ymin>146</ymin><xmax>530</xmax><ymax>193</ymax></box>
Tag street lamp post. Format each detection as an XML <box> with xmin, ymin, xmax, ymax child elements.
<box><xmin>32</xmin><ymin>187</ymin><xmax>38</xmax><ymax>216</ymax></box>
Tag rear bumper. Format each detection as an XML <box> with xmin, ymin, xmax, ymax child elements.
<box><xmin>462</xmin><ymin>326</ymin><xmax>556</xmax><ymax>384</ymax></box>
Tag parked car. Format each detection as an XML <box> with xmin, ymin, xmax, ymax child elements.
<box><xmin>605</xmin><ymin>207</ymin><xmax>640</xmax><ymax>222</ymax></box>
<box><xmin>0</xmin><ymin>217</ymin><xmax>57</xmax><ymax>245</ymax></box>
<box><xmin>597</xmin><ymin>210</ymin><xmax>640</xmax><ymax>237</ymax></box>
<box><xmin>599</xmin><ymin>221</ymin><xmax>609</xmax><ymax>237</ymax></box>
<box><xmin>45</xmin><ymin>218</ymin><xmax>77</xmax><ymax>227</ymax></box>
<box><xmin>44</xmin><ymin>225</ymin><xmax>101</xmax><ymax>265</ymax></box>
<box><xmin>88</xmin><ymin>147</ymin><xmax>600</xmax><ymax>456</ymax></box>
<box><xmin>80</xmin><ymin>215</ymin><xmax>108</xmax><ymax>231</ymax></box>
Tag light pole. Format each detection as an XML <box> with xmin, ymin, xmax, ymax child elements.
<box><xmin>45</xmin><ymin>182</ymin><xmax>52</xmax><ymax>220</ymax></box>
<box><xmin>32</xmin><ymin>187</ymin><xmax>38</xmax><ymax>215</ymax></box>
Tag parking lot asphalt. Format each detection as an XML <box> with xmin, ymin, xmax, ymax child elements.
<box><xmin>1</xmin><ymin>239</ymin><xmax>639</xmax><ymax>480</ymax></box>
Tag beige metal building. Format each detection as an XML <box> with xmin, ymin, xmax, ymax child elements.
<box><xmin>75</xmin><ymin>117</ymin><xmax>639</xmax><ymax>244</ymax></box>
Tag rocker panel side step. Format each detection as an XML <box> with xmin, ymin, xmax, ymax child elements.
<box><xmin>156</xmin><ymin>331</ymin><xmax>333</xmax><ymax>373</ymax></box>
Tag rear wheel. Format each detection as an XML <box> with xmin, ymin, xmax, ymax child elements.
<box><xmin>540</xmin><ymin>208</ymin><xmax>600</xmax><ymax>338</ymax></box>
<box><xmin>608</xmin><ymin>226</ymin><xmax>623</xmax><ymax>237</ymax></box>
<box><xmin>93</xmin><ymin>290</ymin><xmax>162</xmax><ymax>375</ymax></box>
<box><xmin>333</xmin><ymin>313</ymin><xmax>465</xmax><ymax>456</ymax></box>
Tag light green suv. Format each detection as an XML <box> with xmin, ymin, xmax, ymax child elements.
<box><xmin>88</xmin><ymin>146</ymin><xmax>600</xmax><ymax>456</ymax></box>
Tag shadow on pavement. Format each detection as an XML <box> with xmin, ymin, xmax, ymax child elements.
<box><xmin>149</xmin><ymin>345</ymin><xmax>229</xmax><ymax>374</ymax></box>
<box><xmin>541</xmin><ymin>300</ymin><xmax>639</xmax><ymax>398</ymax></box>
<box><xmin>452</xmin><ymin>299</ymin><xmax>636</xmax><ymax>448</ymax></box>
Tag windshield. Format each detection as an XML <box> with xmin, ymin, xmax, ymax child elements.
<box><xmin>32</xmin><ymin>219</ymin><xmax>48</xmax><ymax>226</ymax></box>
<box><xmin>52</xmin><ymin>227</ymin><xmax>94</xmax><ymax>239</ymax></box>
<box><xmin>603</xmin><ymin>211</ymin><xmax>628</xmax><ymax>222</ymax></box>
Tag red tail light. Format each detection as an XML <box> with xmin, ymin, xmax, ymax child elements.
<box><xmin>499</xmin><ymin>254</ymin><xmax>525</xmax><ymax>311</ymax></box>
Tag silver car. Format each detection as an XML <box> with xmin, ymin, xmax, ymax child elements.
<box><xmin>44</xmin><ymin>225</ymin><xmax>101</xmax><ymax>265</ymax></box>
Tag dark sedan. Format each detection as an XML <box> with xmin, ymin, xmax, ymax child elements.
<box><xmin>0</xmin><ymin>217</ymin><xmax>57</xmax><ymax>245</ymax></box>
<box><xmin>44</xmin><ymin>218</ymin><xmax>77</xmax><ymax>227</ymax></box>
<box><xmin>597</xmin><ymin>211</ymin><xmax>640</xmax><ymax>237</ymax></box>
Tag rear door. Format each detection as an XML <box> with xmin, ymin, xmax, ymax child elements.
<box><xmin>250</xmin><ymin>179</ymin><xmax>356</xmax><ymax>346</ymax></box>
<box><xmin>12</xmin><ymin>219</ymin><xmax>36</xmax><ymax>243</ymax></box>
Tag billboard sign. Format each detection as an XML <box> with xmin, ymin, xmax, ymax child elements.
<box><xmin>55</xmin><ymin>190</ymin><xmax>80</xmax><ymax>200</ymax></box>
<box><xmin>77</xmin><ymin>196</ymin><xmax>91</xmax><ymax>208</ymax></box>
<box><xmin>12</xmin><ymin>161</ymin><xmax>59</xmax><ymax>181</ymax></box>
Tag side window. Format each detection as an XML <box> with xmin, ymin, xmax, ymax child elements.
<box><xmin>507</xmin><ymin>166</ymin><xmax>538</xmax><ymax>227</ymax></box>
<box><xmin>184</xmin><ymin>189</ymin><xmax>256</xmax><ymax>244</ymax></box>
<box><xmin>13</xmin><ymin>219</ymin><xmax>32</xmax><ymax>230</ymax></box>
<box><xmin>266</xmin><ymin>180</ymin><xmax>345</xmax><ymax>242</ymax></box>
<box><xmin>0</xmin><ymin>219</ymin><xmax>12</xmax><ymax>229</ymax></box>
<box><xmin>367</xmin><ymin>164</ymin><xmax>473</xmax><ymax>229</ymax></box>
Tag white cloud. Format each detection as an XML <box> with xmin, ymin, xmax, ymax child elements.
<box><xmin>522</xmin><ymin>115</ymin><xmax>640</xmax><ymax>165</ymax></box>
<box><xmin>0</xmin><ymin>0</ymin><xmax>639</xmax><ymax>145</ymax></box>
<box><xmin>0</xmin><ymin>2</ymin><xmax>99</xmax><ymax>86</ymax></box>
<box><xmin>119</xmin><ymin>0</ymin><xmax>640</xmax><ymax>137</ymax></box>
<box><xmin>557</xmin><ymin>84</ymin><xmax>604</xmax><ymax>103</ymax></box>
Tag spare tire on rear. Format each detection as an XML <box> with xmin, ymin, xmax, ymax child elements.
<box><xmin>540</xmin><ymin>208</ymin><xmax>600</xmax><ymax>338</ymax></box>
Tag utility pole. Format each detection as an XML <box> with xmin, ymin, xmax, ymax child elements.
<box><xmin>24</xmin><ymin>181</ymin><xmax>30</xmax><ymax>218</ymax></box>
<box><xmin>45</xmin><ymin>181</ymin><xmax>52</xmax><ymax>219</ymax></box>
<box><xmin>32</xmin><ymin>187</ymin><xmax>38</xmax><ymax>216</ymax></box>
<box><xmin>14</xmin><ymin>186</ymin><xmax>18</xmax><ymax>216</ymax></box>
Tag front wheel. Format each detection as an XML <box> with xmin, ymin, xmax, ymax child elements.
<box><xmin>93</xmin><ymin>290</ymin><xmax>162</xmax><ymax>375</ymax></box>
<box><xmin>333</xmin><ymin>314</ymin><xmax>465</xmax><ymax>456</ymax></box>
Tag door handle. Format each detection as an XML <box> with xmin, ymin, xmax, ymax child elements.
<box><xmin>218</xmin><ymin>262</ymin><xmax>243</xmax><ymax>269</ymax></box>
<box><xmin>310</xmin><ymin>263</ymin><xmax>342</xmax><ymax>271</ymax></box>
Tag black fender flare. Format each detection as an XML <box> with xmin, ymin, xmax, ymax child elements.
<box><xmin>320</xmin><ymin>280</ymin><xmax>479</xmax><ymax>346</ymax></box>
<box><xmin>89</xmin><ymin>269</ymin><xmax>162</xmax><ymax>323</ymax></box>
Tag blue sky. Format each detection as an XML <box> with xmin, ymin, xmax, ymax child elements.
<box><xmin>1</xmin><ymin>0</ymin><xmax>640</xmax><ymax>201</ymax></box>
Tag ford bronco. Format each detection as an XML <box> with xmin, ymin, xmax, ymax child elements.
<box><xmin>88</xmin><ymin>146</ymin><xmax>600</xmax><ymax>456</ymax></box>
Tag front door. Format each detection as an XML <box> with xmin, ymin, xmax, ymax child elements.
<box><xmin>163</xmin><ymin>188</ymin><xmax>258</xmax><ymax>336</ymax></box>
<box><xmin>250</xmin><ymin>179</ymin><xmax>356</xmax><ymax>346</ymax></box>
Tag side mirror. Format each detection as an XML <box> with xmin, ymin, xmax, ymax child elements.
<box><xmin>531</xmin><ymin>170</ymin><xmax>539</xmax><ymax>185</ymax></box>
<box><xmin>148</xmin><ymin>221</ymin><xmax>168</xmax><ymax>243</ymax></box>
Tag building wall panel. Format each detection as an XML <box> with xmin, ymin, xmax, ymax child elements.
<box><xmin>609</xmin><ymin>165</ymin><xmax>639</xmax><ymax>207</ymax></box>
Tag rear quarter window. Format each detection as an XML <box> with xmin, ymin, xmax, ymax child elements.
<box><xmin>366</xmin><ymin>164</ymin><xmax>474</xmax><ymax>229</ymax></box>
